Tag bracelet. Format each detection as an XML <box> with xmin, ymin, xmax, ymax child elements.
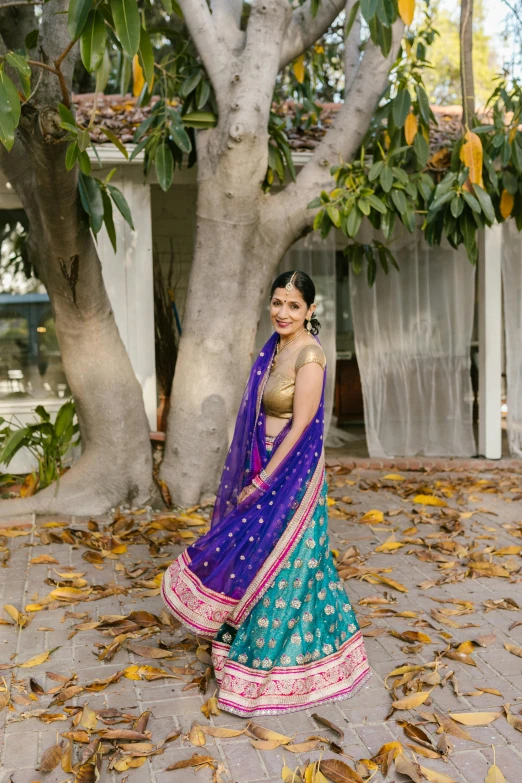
<box><xmin>252</xmin><ymin>473</ymin><xmax>270</xmax><ymax>492</ymax></box>
<box><xmin>259</xmin><ymin>469</ymin><xmax>273</xmax><ymax>486</ymax></box>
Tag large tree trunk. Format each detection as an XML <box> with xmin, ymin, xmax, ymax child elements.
<box><xmin>160</xmin><ymin>0</ymin><xmax>403</xmax><ymax>506</ymax></box>
<box><xmin>159</xmin><ymin>125</ymin><xmax>288</xmax><ymax>505</ymax></box>
<box><xmin>0</xmin><ymin>3</ymin><xmax>155</xmax><ymax>516</ymax></box>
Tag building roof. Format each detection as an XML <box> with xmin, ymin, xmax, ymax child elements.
<box><xmin>72</xmin><ymin>93</ymin><xmax>474</xmax><ymax>167</ymax></box>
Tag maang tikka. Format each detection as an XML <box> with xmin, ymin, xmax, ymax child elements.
<box><xmin>285</xmin><ymin>271</ymin><xmax>297</xmax><ymax>291</ymax></box>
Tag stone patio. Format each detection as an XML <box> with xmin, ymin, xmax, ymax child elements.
<box><xmin>1</xmin><ymin>463</ymin><xmax>522</xmax><ymax>782</ymax></box>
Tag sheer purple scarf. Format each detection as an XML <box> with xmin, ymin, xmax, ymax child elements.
<box><xmin>186</xmin><ymin>332</ymin><xmax>326</xmax><ymax>601</ymax></box>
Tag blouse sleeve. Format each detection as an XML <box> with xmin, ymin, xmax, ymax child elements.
<box><xmin>295</xmin><ymin>343</ymin><xmax>326</xmax><ymax>372</ymax></box>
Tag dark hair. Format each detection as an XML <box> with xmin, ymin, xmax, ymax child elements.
<box><xmin>270</xmin><ymin>270</ymin><xmax>321</xmax><ymax>335</ymax></box>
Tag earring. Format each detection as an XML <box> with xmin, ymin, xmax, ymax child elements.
<box><xmin>306</xmin><ymin>319</ymin><xmax>313</xmax><ymax>332</ymax></box>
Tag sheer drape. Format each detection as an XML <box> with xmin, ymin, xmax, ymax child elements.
<box><xmin>501</xmin><ymin>219</ymin><xmax>522</xmax><ymax>456</ymax></box>
<box><xmin>255</xmin><ymin>232</ymin><xmax>336</xmax><ymax>434</ymax></box>
<box><xmin>350</xmin><ymin>225</ymin><xmax>476</xmax><ymax>457</ymax></box>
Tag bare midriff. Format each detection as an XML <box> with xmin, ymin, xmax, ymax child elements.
<box><xmin>265</xmin><ymin>414</ymin><xmax>289</xmax><ymax>438</ymax></box>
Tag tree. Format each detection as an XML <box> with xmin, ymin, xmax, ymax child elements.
<box><xmin>157</xmin><ymin>0</ymin><xmax>405</xmax><ymax>506</ymax></box>
<box><xmin>422</xmin><ymin>0</ymin><xmax>497</xmax><ymax>106</ymax></box>
<box><xmin>0</xmin><ymin>0</ymin><xmax>155</xmax><ymax>517</ymax></box>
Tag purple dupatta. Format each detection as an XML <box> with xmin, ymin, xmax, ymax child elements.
<box><xmin>185</xmin><ymin>332</ymin><xmax>326</xmax><ymax>600</ymax></box>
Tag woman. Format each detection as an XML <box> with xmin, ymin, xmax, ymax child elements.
<box><xmin>161</xmin><ymin>270</ymin><xmax>370</xmax><ymax>716</ymax></box>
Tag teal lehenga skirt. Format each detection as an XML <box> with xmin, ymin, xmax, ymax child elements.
<box><xmin>162</xmin><ymin>435</ymin><xmax>371</xmax><ymax>716</ymax></box>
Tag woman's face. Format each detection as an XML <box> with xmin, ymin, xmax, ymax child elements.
<box><xmin>269</xmin><ymin>286</ymin><xmax>315</xmax><ymax>337</ymax></box>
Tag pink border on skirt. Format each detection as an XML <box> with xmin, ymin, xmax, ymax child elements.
<box><xmin>211</xmin><ymin>630</ymin><xmax>371</xmax><ymax>716</ymax></box>
<box><xmin>161</xmin><ymin>550</ymin><xmax>238</xmax><ymax>636</ymax></box>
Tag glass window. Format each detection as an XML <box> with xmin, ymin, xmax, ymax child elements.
<box><xmin>0</xmin><ymin>211</ymin><xmax>69</xmax><ymax>402</ymax></box>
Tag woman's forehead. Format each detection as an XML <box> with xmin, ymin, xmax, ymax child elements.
<box><xmin>271</xmin><ymin>287</ymin><xmax>305</xmax><ymax>303</ymax></box>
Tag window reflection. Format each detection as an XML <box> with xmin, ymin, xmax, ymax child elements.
<box><xmin>0</xmin><ymin>211</ymin><xmax>69</xmax><ymax>402</ymax></box>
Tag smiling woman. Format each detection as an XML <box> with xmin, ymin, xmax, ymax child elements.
<box><xmin>161</xmin><ymin>269</ymin><xmax>371</xmax><ymax>716</ymax></box>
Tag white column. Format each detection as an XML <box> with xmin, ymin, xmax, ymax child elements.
<box><xmin>98</xmin><ymin>167</ymin><xmax>157</xmax><ymax>430</ymax></box>
<box><xmin>478</xmin><ymin>224</ymin><xmax>502</xmax><ymax>458</ymax></box>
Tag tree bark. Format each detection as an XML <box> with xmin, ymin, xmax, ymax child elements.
<box><xmin>460</xmin><ymin>0</ymin><xmax>475</xmax><ymax>125</ymax></box>
<box><xmin>0</xmin><ymin>0</ymin><xmax>155</xmax><ymax>516</ymax></box>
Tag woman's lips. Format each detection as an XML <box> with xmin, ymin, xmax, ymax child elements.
<box><xmin>276</xmin><ymin>321</ymin><xmax>290</xmax><ymax>327</ymax></box>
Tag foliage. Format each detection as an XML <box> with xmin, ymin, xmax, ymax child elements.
<box><xmin>307</xmin><ymin>8</ymin><xmax>520</xmax><ymax>282</ymax></box>
<box><xmin>0</xmin><ymin>400</ymin><xmax>80</xmax><ymax>489</ymax></box>
<box><xmin>422</xmin><ymin>0</ymin><xmax>498</xmax><ymax>107</ymax></box>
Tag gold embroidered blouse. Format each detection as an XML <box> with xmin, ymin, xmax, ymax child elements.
<box><xmin>263</xmin><ymin>342</ymin><xmax>326</xmax><ymax>419</ymax></box>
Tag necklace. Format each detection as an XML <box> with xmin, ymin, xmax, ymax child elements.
<box><xmin>272</xmin><ymin>327</ymin><xmax>305</xmax><ymax>369</ymax></box>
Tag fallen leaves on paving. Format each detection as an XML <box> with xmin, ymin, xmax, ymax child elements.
<box><xmin>1</xmin><ymin>467</ymin><xmax>521</xmax><ymax>781</ymax></box>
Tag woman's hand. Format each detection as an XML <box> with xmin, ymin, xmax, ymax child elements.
<box><xmin>237</xmin><ymin>483</ymin><xmax>256</xmax><ymax>504</ymax></box>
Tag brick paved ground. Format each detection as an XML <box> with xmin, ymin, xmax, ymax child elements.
<box><xmin>1</xmin><ymin>463</ymin><xmax>522</xmax><ymax>782</ymax></box>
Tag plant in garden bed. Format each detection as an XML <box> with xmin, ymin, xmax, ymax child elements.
<box><xmin>0</xmin><ymin>401</ymin><xmax>80</xmax><ymax>495</ymax></box>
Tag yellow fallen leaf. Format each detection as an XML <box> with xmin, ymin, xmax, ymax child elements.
<box><xmin>30</xmin><ymin>555</ymin><xmax>59</xmax><ymax>564</ymax></box>
<box><xmin>114</xmin><ymin>756</ymin><xmax>147</xmax><ymax>771</ymax></box>
<box><xmin>19</xmin><ymin>649</ymin><xmax>56</xmax><ymax>667</ymax></box>
<box><xmin>49</xmin><ymin>587</ymin><xmax>91</xmax><ymax>600</ymax></box>
<box><xmin>505</xmin><ymin>643</ymin><xmax>522</xmax><ymax>658</ymax></box>
<box><xmin>485</xmin><ymin>762</ymin><xmax>506</xmax><ymax>783</ymax></box>
<box><xmin>375</xmin><ymin>539</ymin><xmax>403</xmax><ymax>553</ymax></box>
<box><xmin>448</xmin><ymin>712</ymin><xmax>501</xmax><ymax>726</ymax></box>
<box><xmin>413</xmin><ymin>495</ymin><xmax>447</xmax><ymax>507</ymax></box>
<box><xmin>360</xmin><ymin>509</ymin><xmax>385</xmax><ymax>523</ymax></box>
<box><xmin>384</xmin><ymin>474</ymin><xmax>405</xmax><ymax>480</ymax></box>
<box><xmin>392</xmin><ymin>690</ymin><xmax>432</xmax><ymax>710</ymax></box>
<box><xmin>363</xmin><ymin>573</ymin><xmax>408</xmax><ymax>593</ymax></box>
<box><xmin>25</xmin><ymin>604</ymin><xmax>44</xmax><ymax>612</ymax></box>
<box><xmin>456</xmin><ymin>641</ymin><xmax>475</xmax><ymax>655</ymax></box>
<box><xmin>420</xmin><ymin>766</ymin><xmax>458</xmax><ymax>783</ymax></box>
<box><xmin>3</xmin><ymin>528</ymin><xmax>30</xmax><ymax>537</ymax></box>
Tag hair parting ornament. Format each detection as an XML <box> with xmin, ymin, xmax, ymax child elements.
<box><xmin>285</xmin><ymin>271</ymin><xmax>297</xmax><ymax>291</ymax></box>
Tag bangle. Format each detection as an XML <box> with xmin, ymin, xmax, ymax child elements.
<box><xmin>259</xmin><ymin>469</ymin><xmax>272</xmax><ymax>486</ymax></box>
<box><xmin>252</xmin><ymin>474</ymin><xmax>270</xmax><ymax>492</ymax></box>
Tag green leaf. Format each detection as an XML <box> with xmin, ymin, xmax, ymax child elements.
<box><xmin>360</xmin><ymin>0</ymin><xmax>379</xmax><ymax>23</ymax></box>
<box><xmin>326</xmin><ymin>205</ymin><xmax>341</xmax><ymax>227</ymax></box>
<box><xmin>54</xmin><ymin>401</ymin><xmax>75</xmax><ymax>440</ymax></box>
<box><xmin>107</xmin><ymin>184</ymin><xmax>135</xmax><ymax>229</ymax></box>
<box><xmin>78</xmin><ymin>173</ymin><xmax>104</xmax><ymax>233</ymax></box>
<box><xmin>392</xmin><ymin>89</ymin><xmax>411</xmax><ymax>128</ymax></box>
<box><xmin>168</xmin><ymin>121</ymin><xmax>191</xmax><ymax>154</ymax></box>
<box><xmin>5</xmin><ymin>52</ymin><xmax>31</xmax><ymax>78</ymax></box>
<box><xmin>0</xmin><ymin>426</ymin><xmax>30</xmax><ymax>465</ymax></box>
<box><xmin>101</xmin><ymin>189</ymin><xmax>117</xmax><ymax>252</ymax></box>
<box><xmin>138</xmin><ymin>25</ymin><xmax>154</xmax><ymax>86</ymax></box>
<box><xmin>68</xmin><ymin>0</ymin><xmax>93</xmax><ymax>40</ymax></box>
<box><xmin>450</xmin><ymin>194</ymin><xmax>464</xmax><ymax>218</ymax></box>
<box><xmin>345</xmin><ymin>0</ymin><xmax>361</xmax><ymax>35</ymax></box>
<box><xmin>58</xmin><ymin>103</ymin><xmax>76</xmax><ymax>127</ymax></box>
<box><xmin>79</xmin><ymin>149</ymin><xmax>91</xmax><ymax>174</ymax></box>
<box><xmin>0</xmin><ymin>70</ymin><xmax>20</xmax><ymax>129</ymax></box>
<box><xmin>503</xmin><ymin>170</ymin><xmax>518</xmax><ymax>195</ymax></box>
<box><xmin>0</xmin><ymin>75</ymin><xmax>16</xmax><ymax>151</ymax></box>
<box><xmin>77</xmin><ymin>128</ymin><xmax>90</xmax><ymax>152</ymax></box>
<box><xmin>155</xmin><ymin>142</ymin><xmax>173</xmax><ymax>191</ymax></box>
<box><xmin>366</xmin><ymin>194</ymin><xmax>387</xmax><ymax>214</ymax></box>
<box><xmin>461</xmin><ymin>214</ymin><xmax>478</xmax><ymax>263</ymax></box>
<box><xmin>95</xmin><ymin>47</ymin><xmax>112</xmax><ymax>93</ymax></box>
<box><xmin>195</xmin><ymin>78</ymin><xmax>211</xmax><ymax>110</ymax></box>
<box><xmin>413</xmin><ymin>132</ymin><xmax>429</xmax><ymax>167</ymax></box>
<box><xmin>462</xmin><ymin>190</ymin><xmax>481</xmax><ymax>213</ymax></box>
<box><xmin>180</xmin><ymin>71</ymin><xmax>202</xmax><ymax>98</ymax></box>
<box><xmin>391</xmin><ymin>187</ymin><xmax>407</xmax><ymax>214</ymax></box>
<box><xmin>100</xmin><ymin>126</ymin><xmax>128</xmax><ymax>158</ymax></box>
<box><xmin>346</xmin><ymin>206</ymin><xmax>362</xmax><ymax>237</ymax></box>
<box><xmin>80</xmin><ymin>10</ymin><xmax>106</xmax><ymax>73</ymax></box>
<box><xmin>415</xmin><ymin>84</ymin><xmax>431</xmax><ymax>125</ymax></box>
<box><xmin>380</xmin><ymin>165</ymin><xmax>393</xmax><ymax>192</ymax></box>
<box><xmin>111</xmin><ymin>0</ymin><xmax>140</xmax><ymax>57</ymax></box>
<box><xmin>65</xmin><ymin>141</ymin><xmax>79</xmax><ymax>170</ymax></box>
<box><xmin>473</xmin><ymin>184</ymin><xmax>495</xmax><ymax>224</ymax></box>
<box><xmin>368</xmin><ymin>160</ymin><xmax>384</xmax><ymax>181</ymax></box>
<box><xmin>182</xmin><ymin>110</ymin><xmax>217</xmax><ymax>128</ymax></box>
<box><xmin>25</xmin><ymin>29</ymin><xmax>39</xmax><ymax>50</ymax></box>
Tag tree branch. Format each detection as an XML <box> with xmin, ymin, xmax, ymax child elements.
<box><xmin>279</xmin><ymin>0</ymin><xmax>347</xmax><ymax>70</ymax></box>
<box><xmin>177</xmin><ymin>0</ymin><xmax>231</xmax><ymax>107</ymax></box>
<box><xmin>210</xmin><ymin>0</ymin><xmax>244</xmax><ymax>51</ymax></box>
<box><xmin>344</xmin><ymin>3</ymin><xmax>361</xmax><ymax>94</ymax></box>
<box><xmin>265</xmin><ymin>18</ymin><xmax>404</xmax><ymax>244</ymax></box>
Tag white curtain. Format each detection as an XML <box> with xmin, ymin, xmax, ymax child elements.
<box><xmin>501</xmin><ymin>219</ymin><xmax>522</xmax><ymax>456</ymax></box>
<box><xmin>350</xmin><ymin>225</ymin><xmax>476</xmax><ymax>457</ymax></box>
<box><xmin>255</xmin><ymin>232</ymin><xmax>336</xmax><ymax>434</ymax></box>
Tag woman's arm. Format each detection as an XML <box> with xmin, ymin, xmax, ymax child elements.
<box><xmin>263</xmin><ymin>361</ymin><xmax>324</xmax><ymax>476</ymax></box>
